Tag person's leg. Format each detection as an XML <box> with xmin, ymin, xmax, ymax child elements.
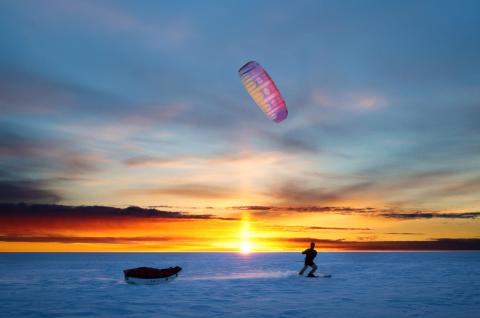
<box><xmin>299</xmin><ymin>264</ymin><xmax>308</xmax><ymax>275</ymax></box>
<box><xmin>308</xmin><ymin>263</ymin><xmax>318</xmax><ymax>276</ymax></box>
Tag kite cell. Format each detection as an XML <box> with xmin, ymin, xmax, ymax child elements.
<box><xmin>239</xmin><ymin>61</ymin><xmax>288</xmax><ymax>123</ymax></box>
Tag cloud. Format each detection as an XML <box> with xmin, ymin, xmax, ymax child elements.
<box><xmin>0</xmin><ymin>204</ymin><xmax>238</xmax><ymax>244</ymax></box>
<box><xmin>380</xmin><ymin>211</ymin><xmax>480</xmax><ymax>219</ymax></box>
<box><xmin>0</xmin><ymin>125</ymin><xmax>52</xmax><ymax>156</ymax></box>
<box><xmin>0</xmin><ymin>203</ymin><xmax>234</xmax><ymax>220</ymax></box>
<box><xmin>0</xmin><ymin>234</ymin><xmax>182</xmax><ymax>244</ymax></box>
<box><xmin>278</xmin><ymin>238</ymin><xmax>480</xmax><ymax>251</ymax></box>
<box><xmin>133</xmin><ymin>184</ymin><xmax>240</xmax><ymax>199</ymax></box>
<box><xmin>267</xmin><ymin>182</ymin><xmax>339</xmax><ymax>204</ymax></box>
<box><xmin>0</xmin><ymin>125</ymin><xmax>106</xmax><ymax>203</ymax></box>
<box><xmin>356</xmin><ymin>168</ymin><xmax>480</xmax><ymax>208</ymax></box>
<box><xmin>310</xmin><ymin>90</ymin><xmax>387</xmax><ymax>111</ymax></box>
<box><xmin>1</xmin><ymin>0</ymin><xmax>479</xmax><ymax>215</ymax></box>
<box><xmin>0</xmin><ymin>68</ymin><xmax>69</xmax><ymax>114</ymax></box>
<box><xmin>124</xmin><ymin>156</ymin><xmax>179</xmax><ymax>167</ymax></box>
<box><xmin>0</xmin><ymin>67</ymin><xmax>126</xmax><ymax>115</ymax></box>
<box><xmin>429</xmin><ymin>177</ymin><xmax>480</xmax><ymax>198</ymax></box>
<box><xmin>124</xmin><ymin>151</ymin><xmax>290</xmax><ymax>169</ymax></box>
<box><xmin>121</xmin><ymin>151</ymin><xmax>307</xmax><ymax>203</ymax></box>
<box><xmin>0</xmin><ymin>147</ymin><xmax>63</xmax><ymax>203</ymax></box>
<box><xmin>0</xmin><ymin>181</ymin><xmax>61</xmax><ymax>203</ymax></box>
<box><xmin>233</xmin><ymin>206</ymin><xmax>274</xmax><ymax>211</ymax></box>
<box><xmin>357</xmin><ymin>96</ymin><xmax>386</xmax><ymax>109</ymax></box>
<box><xmin>0</xmin><ymin>125</ymin><xmax>103</xmax><ymax>175</ymax></box>
<box><xmin>232</xmin><ymin>206</ymin><xmax>375</xmax><ymax>213</ymax></box>
<box><xmin>266</xmin><ymin>225</ymin><xmax>372</xmax><ymax>231</ymax></box>
<box><xmin>257</xmin><ymin>129</ymin><xmax>319</xmax><ymax>154</ymax></box>
<box><xmin>56</xmin><ymin>152</ymin><xmax>102</xmax><ymax>174</ymax></box>
<box><xmin>265</xmin><ymin>179</ymin><xmax>377</xmax><ymax>205</ymax></box>
<box><xmin>258</xmin><ymin>165</ymin><xmax>480</xmax><ymax>210</ymax></box>
<box><xmin>232</xmin><ymin>206</ymin><xmax>377</xmax><ymax>219</ymax></box>
<box><xmin>307</xmin><ymin>226</ymin><xmax>372</xmax><ymax>231</ymax></box>
<box><xmin>38</xmin><ymin>0</ymin><xmax>192</xmax><ymax>48</ymax></box>
<box><xmin>2</xmin><ymin>233</ymin><xmax>478</xmax><ymax>251</ymax></box>
<box><xmin>230</xmin><ymin>204</ymin><xmax>480</xmax><ymax>220</ymax></box>
<box><xmin>384</xmin><ymin>232</ymin><xmax>422</xmax><ymax>235</ymax></box>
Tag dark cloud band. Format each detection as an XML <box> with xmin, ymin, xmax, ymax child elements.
<box><xmin>0</xmin><ymin>203</ymin><xmax>237</xmax><ymax>220</ymax></box>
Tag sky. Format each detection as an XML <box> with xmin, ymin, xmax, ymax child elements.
<box><xmin>0</xmin><ymin>0</ymin><xmax>479</xmax><ymax>252</ymax></box>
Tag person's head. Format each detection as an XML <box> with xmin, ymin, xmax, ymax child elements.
<box><xmin>310</xmin><ymin>242</ymin><xmax>315</xmax><ymax>249</ymax></box>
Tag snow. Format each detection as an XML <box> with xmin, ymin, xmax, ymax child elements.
<box><xmin>1</xmin><ymin>252</ymin><xmax>479</xmax><ymax>317</ymax></box>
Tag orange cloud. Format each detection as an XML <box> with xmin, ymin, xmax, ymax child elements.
<box><xmin>1</xmin><ymin>204</ymin><xmax>479</xmax><ymax>252</ymax></box>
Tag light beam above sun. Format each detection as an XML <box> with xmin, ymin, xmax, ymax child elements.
<box><xmin>239</xmin><ymin>212</ymin><xmax>252</xmax><ymax>253</ymax></box>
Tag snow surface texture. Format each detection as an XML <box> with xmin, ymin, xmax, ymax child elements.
<box><xmin>1</xmin><ymin>252</ymin><xmax>479</xmax><ymax>318</ymax></box>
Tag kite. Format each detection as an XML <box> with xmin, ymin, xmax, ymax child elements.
<box><xmin>239</xmin><ymin>61</ymin><xmax>288</xmax><ymax>123</ymax></box>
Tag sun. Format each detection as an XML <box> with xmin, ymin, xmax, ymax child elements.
<box><xmin>239</xmin><ymin>212</ymin><xmax>252</xmax><ymax>254</ymax></box>
<box><xmin>240</xmin><ymin>240</ymin><xmax>252</xmax><ymax>254</ymax></box>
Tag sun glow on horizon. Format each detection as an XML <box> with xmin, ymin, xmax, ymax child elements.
<box><xmin>239</xmin><ymin>212</ymin><xmax>253</xmax><ymax>253</ymax></box>
<box><xmin>240</xmin><ymin>240</ymin><xmax>252</xmax><ymax>254</ymax></box>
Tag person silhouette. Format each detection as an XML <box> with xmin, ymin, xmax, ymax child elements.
<box><xmin>299</xmin><ymin>242</ymin><xmax>318</xmax><ymax>277</ymax></box>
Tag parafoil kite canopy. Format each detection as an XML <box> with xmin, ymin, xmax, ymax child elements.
<box><xmin>238</xmin><ymin>61</ymin><xmax>288</xmax><ymax>123</ymax></box>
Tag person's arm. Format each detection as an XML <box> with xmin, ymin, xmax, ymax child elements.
<box><xmin>302</xmin><ymin>249</ymin><xmax>307</xmax><ymax>254</ymax></box>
